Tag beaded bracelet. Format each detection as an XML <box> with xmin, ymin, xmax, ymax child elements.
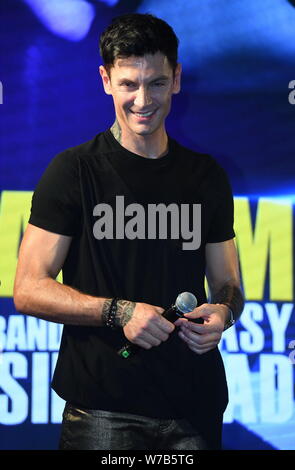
<box><xmin>105</xmin><ymin>297</ymin><xmax>119</xmax><ymax>329</ymax></box>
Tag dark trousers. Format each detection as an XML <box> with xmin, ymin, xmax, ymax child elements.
<box><xmin>59</xmin><ymin>402</ymin><xmax>208</xmax><ymax>450</ymax></box>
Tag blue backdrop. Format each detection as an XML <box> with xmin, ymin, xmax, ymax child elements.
<box><xmin>0</xmin><ymin>0</ymin><xmax>294</xmax><ymax>450</ymax></box>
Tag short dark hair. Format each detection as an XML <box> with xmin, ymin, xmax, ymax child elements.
<box><xmin>99</xmin><ymin>13</ymin><xmax>179</xmax><ymax>75</ymax></box>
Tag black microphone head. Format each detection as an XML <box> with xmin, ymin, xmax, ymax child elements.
<box><xmin>175</xmin><ymin>292</ymin><xmax>197</xmax><ymax>313</ymax></box>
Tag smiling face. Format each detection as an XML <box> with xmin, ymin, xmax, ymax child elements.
<box><xmin>99</xmin><ymin>52</ymin><xmax>181</xmax><ymax>142</ymax></box>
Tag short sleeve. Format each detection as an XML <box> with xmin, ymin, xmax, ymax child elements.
<box><xmin>28</xmin><ymin>150</ymin><xmax>81</xmax><ymax>236</ymax></box>
<box><xmin>206</xmin><ymin>164</ymin><xmax>235</xmax><ymax>243</ymax></box>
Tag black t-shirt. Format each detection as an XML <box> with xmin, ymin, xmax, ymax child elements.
<box><xmin>29</xmin><ymin>130</ymin><xmax>234</xmax><ymax>440</ymax></box>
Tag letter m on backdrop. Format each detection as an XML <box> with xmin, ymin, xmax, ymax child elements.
<box><xmin>0</xmin><ymin>191</ymin><xmax>63</xmax><ymax>298</ymax></box>
<box><xmin>0</xmin><ymin>191</ymin><xmax>33</xmax><ymax>297</ymax></box>
<box><xmin>234</xmin><ymin>197</ymin><xmax>293</xmax><ymax>301</ymax></box>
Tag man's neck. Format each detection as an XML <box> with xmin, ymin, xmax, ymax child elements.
<box><xmin>110</xmin><ymin>120</ymin><xmax>168</xmax><ymax>159</ymax></box>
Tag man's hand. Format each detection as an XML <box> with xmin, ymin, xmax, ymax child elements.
<box><xmin>174</xmin><ymin>303</ymin><xmax>229</xmax><ymax>355</ymax></box>
<box><xmin>122</xmin><ymin>302</ymin><xmax>175</xmax><ymax>350</ymax></box>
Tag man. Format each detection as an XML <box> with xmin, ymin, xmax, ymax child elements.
<box><xmin>14</xmin><ymin>13</ymin><xmax>244</xmax><ymax>450</ymax></box>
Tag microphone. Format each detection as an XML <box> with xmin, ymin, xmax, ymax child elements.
<box><xmin>118</xmin><ymin>292</ymin><xmax>200</xmax><ymax>359</ymax></box>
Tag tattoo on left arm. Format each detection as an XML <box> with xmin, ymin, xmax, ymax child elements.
<box><xmin>211</xmin><ymin>283</ymin><xmax>244</xmax><ymax>321</ymax></box>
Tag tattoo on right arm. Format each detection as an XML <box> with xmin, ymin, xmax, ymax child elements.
<box><xmin>102</xmin><ymin>298</ymin><xmax>136</xmax><ymax>328</ymax></box>
<box><xmin>116</xmin><ymin>300</ymin><xmax>136</xmax><ymax>327</ymax></box>
<box><xmin>102</xmin><ymin>298</ymin><xmax>112</xmax><ymax>326</ymax></box>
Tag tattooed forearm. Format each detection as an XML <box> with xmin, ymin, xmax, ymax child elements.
<box><xmin>110</xmin><ymin>119</ymin><xmax>122</xmax><ymax>144</ymax></box>
<box><xmin>116</xmin><ymin>300</ymin><xmax>136</xmax><ymax>327</ymax></box>
<box><xmin>102</xmin><ymin>298</ymin><xmax>136</xmax><ymax>328</ymax></box>
<box><xmin>102</xmin><ymin>298</ymin><xmax>112</xmax><ymax>326</ymax></box>
<box><xmin>211</xmin><ymin>282</ymin><xmax>244</xmax><ymax>321</ymax></box>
